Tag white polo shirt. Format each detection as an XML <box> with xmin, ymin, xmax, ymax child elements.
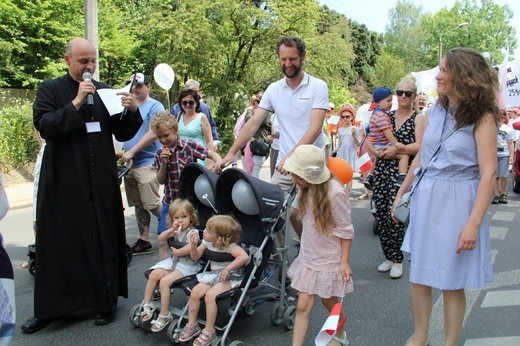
<box><xmin>259</xmin><ymin>72</ymin><xmax>329</xmax><ymax>166</ymax></box>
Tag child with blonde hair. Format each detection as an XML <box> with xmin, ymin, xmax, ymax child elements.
<box><xmin>283</xmin><ymin>145</ymin><xmax>354</xmax><ymax>346</ymax></box>
<box><xmin>150</xmin><ymin>111</ymin><xmax>221</xmax><ymax>259</ymax></box>
<box><xmin>179</xmin><ymin>215</ymin><xmax>249</xmax><ymax>346</ymax></box>
<box><xmin>140</xmin><ymin>198</ymin><xmax>200</xmax><ymax>332</ymax></box>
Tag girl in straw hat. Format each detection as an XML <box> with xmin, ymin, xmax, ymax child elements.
<box><xmin>283</xmin><ymin>145</ymin><xmax>354</xmax><ymax>346</ymax></box>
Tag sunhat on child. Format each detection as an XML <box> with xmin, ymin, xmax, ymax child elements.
<box><xmin>283</xmin><ymin>145</ymin><xmax>330</xmax><ymax>184</ymax></box>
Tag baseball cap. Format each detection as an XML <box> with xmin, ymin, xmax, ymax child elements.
<box><xmin>128</xmin><ymin>72</ymin><xmax>149</xmax><ymax>85</ymax></box>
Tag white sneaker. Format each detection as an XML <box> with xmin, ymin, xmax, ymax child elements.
<box><xmin>377</xmin><ymin>261</ymin><xmax>392</xmax><ymax>272</ymax></box>
<box><xmin>389</xmin><ymin>264</ymin><xmax>403</xmax><ymax>279</ymax></box>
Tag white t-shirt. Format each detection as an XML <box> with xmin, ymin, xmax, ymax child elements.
<box><xmin>497</xmin><ymin>123</ymin><xmax>516</xmax><ymax>157</ymax></box>
<box><xmin>508</xmin><ymin>117</ymin><xmax>520</xmax><ymax>141</ymax></box>
<box><xmin>259</xmin><ymin>72</ymin><xmax>329</xmax><ymax>166</ymax></box>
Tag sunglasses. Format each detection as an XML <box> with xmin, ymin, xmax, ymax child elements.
<box><xmin>255</xmin><ymin>99</ymin><xmax>261</xmax><ymax>103</ymax></box>
<box><xmin>396</xmin><ymin>90</ymin><xmax>414</xmax><ymax>97</ymax></box>
<box><xmin>181</xmin><ymin>100</ymin><xmax>195</xmax><ymax>106</ymax></box>
<box><xmin>341</xmin><ymin>115</ymin><xmax>351</xmax><ymax>118</ymax></box>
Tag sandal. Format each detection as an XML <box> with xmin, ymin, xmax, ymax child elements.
<box><xmin>179</xmin><ymin>323</ymin><xmax>201</xmax><ymax>342</ymax></box>
<box><xmin>141</xmin><ymin>303</ymin><xmax>156</xmax><ymax>322</ymax></box>
<box><xmin>358</xmin><ymin>193</ymin><xmax>369</xmax><ymax>200</ymax></box>
<box><xmin>193</xmin><ymin>329</ymin><xmax>216</xmax><ymax>346</ymax></box>
<box><xmin>150</xmin><ymin>311</ymin><xmax>173</xmax><ymax>332</ymax></box>
<box><xmin>328</xmin><ymin>330</ymin><xmax>349</xmax><ymax>345</ymax></box>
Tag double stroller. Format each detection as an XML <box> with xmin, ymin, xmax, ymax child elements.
<box><xmin>129</xmin><ymin>163</ymin><xmax>297</xmax><ymax>345</ymax></box>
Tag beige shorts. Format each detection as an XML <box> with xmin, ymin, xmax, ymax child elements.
<box><xmin>124</xmin><ymin>165</ymin><xmax>161</xmax><ymax>210</ymax></box>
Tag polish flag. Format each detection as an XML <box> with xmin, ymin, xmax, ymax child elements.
<box><xmin>327</xmin><ymin>115</ymin><xmax>340</xmax><ymax>133</ymax></box>
<box><xmin>315</xmin><ymin>302</ymin><xmax>342</xmax><ymax>346</ymax></box>
<box><xmin>356</xmin><ymin>152</ymin><xmax>372</xmax><ymax>174</ymax></box>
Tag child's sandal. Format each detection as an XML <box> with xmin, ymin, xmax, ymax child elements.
<box><xmin>141</xmin><ymin>303</ymin><xmax>156</xmax><ymax>322</ymax></box>
<box><xmin>193</xmin><ymin>329</ymin><xmax>216</xmax><ymax>346</ymax></box>
<box><xmin>328</xmin><ymin>330</ymin><xmax>349</xmax><ymax>346</ymax></box>
<box><xmin>150</xmin><ymin>311</ymin><xmax>173</xmax><ymax>332</ymax></box>
<box><xmin>179</xmin><ymin>323</ymin><xmax>201</xmax><ymax>342</ymax></box>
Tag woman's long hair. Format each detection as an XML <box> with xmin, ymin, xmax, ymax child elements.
<box><xmin>298</xmin><ymin>177</ymin><xmax>334</xmax><ymax>237</ymax></box>
<box><xmin>439</xmin><ymin>48</ymin><xmax>500</xmax><ymax>127</ymax></box>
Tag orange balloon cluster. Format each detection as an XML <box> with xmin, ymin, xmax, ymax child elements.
<box><xmin>328</xmin><ymin>157</ymin><xmax>353</xmax><ymax>184</ymax></box>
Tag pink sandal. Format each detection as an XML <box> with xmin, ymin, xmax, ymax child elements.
<box><xmin>193</xmin><ymin>329</ymin><xmax>216</xmax><ymax>346</ymax></box>
<box><xmin>179</xmin><ymin>323</ymin><xmax>201</xmax><ymax>342</ymax></box>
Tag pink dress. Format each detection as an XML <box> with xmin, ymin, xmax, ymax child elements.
<box><xmin>288</xmin><ymin>179</ymin><xmax>354</xmax><ymax>298</ymax></box>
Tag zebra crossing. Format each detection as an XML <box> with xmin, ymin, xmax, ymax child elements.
<box><xmin>461</xmin><ymin>200</ymin><xmax>520</xmax><ymax>346</ymax></box>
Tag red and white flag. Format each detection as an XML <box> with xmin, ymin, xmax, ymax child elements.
<box><xmin>356</xmin><ymin>152</ymin><xmax>372</xmax><ymax>174</ymax></box>
<box><xmin>315</xmin><ymin>302</ymin><xmax>342</xmax><ymax>345</ymax></box>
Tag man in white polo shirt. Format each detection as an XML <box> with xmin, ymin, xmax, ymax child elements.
<box><xmin>217</xmin><ymin>35</ymin><xmax>329</xmax><ymax>248</ymax></box>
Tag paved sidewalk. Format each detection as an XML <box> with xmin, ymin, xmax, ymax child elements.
<box><xmin>3</xmin><ymin>182</ymin><xmax>33</xmax><ymax>210</ymax></box>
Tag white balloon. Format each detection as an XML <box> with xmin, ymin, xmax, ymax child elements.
<box><xmin>113</xmin><ymin>136</ymin><xmax>124</xmax><ymax>153</ymax></box>
<box><xmin>194</xmin><ymin>175</ymin><xmax>215</xmax><ymax>208</ymax></box>
<box><xmin>231</xmin><ymin>179</ymin><xmax>259</xmax><ymax>215</ymax></box>
<box><xmin>154</xmin><ymin>63</ymin><xmax>175</xmax><ymax>90</ymax></box>
<box><xmin>356</xmin><ymin>104</ymin><xmax>372</xmax><ymax>125</ymax></box>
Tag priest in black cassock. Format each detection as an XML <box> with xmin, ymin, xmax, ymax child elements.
<box><xmin>21</xmin><ymin>38</ymin><xmax>143</xmax><ymax>333</ymax></box>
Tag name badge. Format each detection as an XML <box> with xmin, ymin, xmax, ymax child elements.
<box><xmin>86</xmin><ymin>122</ymin><xmax>101</xmax><ymax>133</ymax></box>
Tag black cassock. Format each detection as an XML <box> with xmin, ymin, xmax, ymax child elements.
<box><xmin>33</xmin><ymin>73</ymin><xmax>142</xmax><ymax>318</ymax></box>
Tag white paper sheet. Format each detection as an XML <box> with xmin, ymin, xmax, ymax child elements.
<box><xmin>97</xmin><ymin>84</ymin><xmax>131</xmax><ymax>116</ymax></box>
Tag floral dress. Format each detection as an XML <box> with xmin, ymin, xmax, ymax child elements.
<box><xmin>372</xmin><ymin>110</ymin><xmax>417</xmax><ymax>264</ymax></box>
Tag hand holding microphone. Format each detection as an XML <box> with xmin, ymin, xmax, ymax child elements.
<box><xmin>82</xmin><ymin>72</ymin><xmax>95</xmax><ymax>107</ymax></box>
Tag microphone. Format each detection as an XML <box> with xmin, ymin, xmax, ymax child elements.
<box><xmin>82</xmin><ymin>72</ymin><xmax>94</xmax><ymax>106</ymax></box>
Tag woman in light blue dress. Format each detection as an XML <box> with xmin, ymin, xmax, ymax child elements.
<box><xmin>393</xmin><ymin>48</ymin><xmax>497</xmax><ymax>346</ymax></box>
<box><xmin>177</xmin><ymin>89</ymin><xmax>216</xmax><ymax>166</ymax></box>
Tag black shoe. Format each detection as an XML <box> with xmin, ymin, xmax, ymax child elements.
<box><xmin>364</xmin><ymin>175</ymin><xmax>374</xmax><ymax>190</ymax></box>
<box><xmin>491</xmin><ymin>195</ymin><xmax>500</xmax><ymax>204</ymax></box>
<box><xmin>94</xmin><ymin>311</ymin><xmax>116</xmax><ymax>326</ymax></box>
<box><xmin>131</xmin><ymin>239</ymin><xmax>153</xmax><ymax>255</ymax></box>
<box><xmin>21</xmin><ymin>316</ymin><xmax>53</xmax><ymax>333</ymax></box>
<box><xmin>395</xmin><ymin>174</ymin><xmax>406</xmax><ymax>187</ymax></box>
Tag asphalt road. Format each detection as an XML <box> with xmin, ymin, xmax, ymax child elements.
<box><xmin>2</xmin><ymin>167</ymin><xmax>519</xmax><ymax>346</ymax></box>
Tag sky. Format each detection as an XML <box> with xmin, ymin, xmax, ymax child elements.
<box><xmin>318</xmin><ymin>0</ymin><xmax>520</xmax><ymax>59</ymax></box>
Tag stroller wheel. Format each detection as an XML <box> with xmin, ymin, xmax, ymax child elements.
<box><xmin>372</xmin><ymin>219</ymin><xmax>379</xmax><ymax>235</ymax></box>
<box><xmin>139</xmin><ymin>308</ymin><xmax>158</xmax><ymax>331</ymax></box>
<box><xmin>270</xmin><ymin>301</ymin><xmax>288</xmax><ymax>326</ymax></box>
<box><xmin>167</xmin><ymin>319</ymin><xmax>179</xmax><ymax>344</ymax></box>
<box><xmin>28</xmin><ymin>261</ymin><xmax>36</xmax><ymax>276</ymax></box>
<box><xmin>229</xmin><ymin>340</ymin><xmax>245</xmax><ymax>346</ymax></box>
<box><xmin>283</xmin><ymin>306</ymin><xmax>296</xmax><ymax>330</ymax></box>
<box><xmin>129</xmin><ymin>304</ymin><xmax>141</xmax><ymax>327</ymax></box>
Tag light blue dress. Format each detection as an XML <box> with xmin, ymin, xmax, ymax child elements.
<box><xmin>401</xmin><ymin>102</ymin><xmax>493</xmax><ymax>290</ymax></box>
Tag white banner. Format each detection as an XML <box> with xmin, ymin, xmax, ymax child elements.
<box><xmin>501</xmin><ymin>59</ymin><xmax>520</xmax><ymax>109</ymax></box>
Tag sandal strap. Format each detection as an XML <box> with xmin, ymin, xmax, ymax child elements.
<box><xmin>194</xmin><ymin>329</ymin><xmax>216</xmax><ymax>346</ymax></box>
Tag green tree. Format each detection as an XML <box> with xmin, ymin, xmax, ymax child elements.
<box><xmin>0</xmin><ymin>0</ymin><xmax>83</xmax><ymax>88</ymax></box>
<box><xmin>374</xmin><ymin>51</ymin><xmax>408</xmax><ymax>91</ymax></box>
<box><xmin>384</xmin><ymin>0</ymin><xmax>430</xmax><ymax>72</ymax></box>
<box><xmin>421</xmin><ymin>0</ymin><xmax>517</xmax><ymax>67</ymax></box>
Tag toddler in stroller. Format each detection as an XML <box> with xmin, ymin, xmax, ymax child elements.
<box><xmin>139</xmin><ymin>198</ymin><xmax>202</xmax><ymax>333</ymax></box>
<box><xmin>179</xmin><ymin>215</ymin><xmax>249</xmax><ymax>345</ymax></box>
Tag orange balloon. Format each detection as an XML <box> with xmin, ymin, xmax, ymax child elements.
<box><xmin>328</xmin><ymin>157</ymin><xmax>353</xmax><ymax>184</ymax></box>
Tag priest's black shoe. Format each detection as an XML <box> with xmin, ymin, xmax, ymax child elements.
<box><xmin>21</xmin><ymin>316</ymin><xmax>53</xmax><ymax>333</ymax></box>
<box><xmin>94</xmin><ymin>311</ymin><xmax>116</xmax><ymax>326</ymax></box>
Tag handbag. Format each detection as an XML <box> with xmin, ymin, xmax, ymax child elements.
<box><xmin>250</xmin><ymin>139</ymin><xmax>270</xmax><ymax>156</ymax></box>
<box><xmin>394</xmin><ymin>126</ymin><xmax>459</xmax><ymax>225</ymax></box>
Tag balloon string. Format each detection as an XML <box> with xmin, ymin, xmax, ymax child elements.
<box><xmin>202</xmin><ymin>194</ymin><xmax>218</xmax><ymax>214</ymax></box>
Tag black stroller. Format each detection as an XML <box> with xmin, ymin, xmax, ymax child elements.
<box><xmin>26</xmin><ymin>159</ymin><xmax>133</xmax><ymax>276</ymax></box>
<box><xmin>166</xmin><ymin>168</ymin><xmax>294</xmax><ymax>345</ymax></box>
<box><xmin>129</xmin><ymin>162</ymin><xmax>219</xmax><ymax>331</ymax></box>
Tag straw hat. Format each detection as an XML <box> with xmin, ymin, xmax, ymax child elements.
<box><xmin>283</xmin><ymin>145</ymin><xmax>330</xmax><ymax>184</ymax></box>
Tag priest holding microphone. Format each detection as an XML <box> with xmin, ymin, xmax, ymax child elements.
<box><xmin>21</xmin><ymin>38</ymin><xmax>142</xmax><ymax>333</ymax></box>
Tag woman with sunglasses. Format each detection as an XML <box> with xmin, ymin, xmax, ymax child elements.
<box><xmin>332</xmin><ymin>106</ymin><xmax>360</xmax><ymax>196</ymax></box>
<box><xmin>370</xmin><ymin>75</ymin><xmax>425</xmax><ymax>279</ymax></box>
<box><xmin>177</xmin><ymin>89</ymin><xmax>216</xmax><ymax>167</ymax></box>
